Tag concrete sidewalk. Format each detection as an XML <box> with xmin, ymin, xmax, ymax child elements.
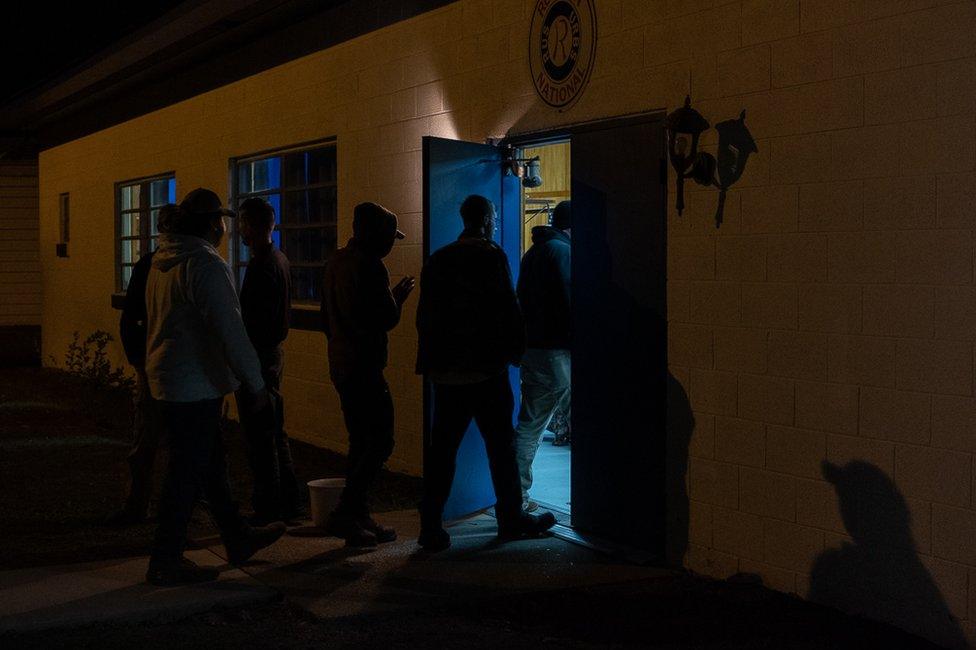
<box><xmin>0</xmin><ymin>510</ymin><xmax>670</xmax><ymax>634</ymax></box>
<box><xmin>0</xmin><ymin>549</ymin><xmax>278</xmax><ymax>633</ymax></box>
<box><xmin>215</xmin><ymin>510</ymin><xmax>675</xmax><ymax>620</ymax></box>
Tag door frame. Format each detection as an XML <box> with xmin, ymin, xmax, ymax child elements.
<box><xmin>499</xmin><ymin>110</ymin><xmax>670</xmax><ymax>560</ymax></box>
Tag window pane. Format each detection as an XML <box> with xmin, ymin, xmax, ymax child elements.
<box><xmin>120</xmin><ymin>238</ymin><xmax>141</xmax><ymax>264</ymax></box>
<box><xmin>150</xmin><ymin>179</ymin><xmax>171</xmax><ymax>207</ymax></box>
<box><xmin>150</xmin><ymin>208</ymin><xmax>160</xmax><ymax>236</ymax></box>
<box><xmin>241</xmin><ymin>157</ymin><xmax>281</xmax><ymax>193</ymax></box>
<box><xmin>306</xmin><ymin>147</ymin><xmax>337</xmax><ymax>184</ymax></box>
<box><xmin>149</xmin><ymin>236</ymin><xmax>159</xmax><ymax>253</ymax></box>
<box><xmin>121</xmin><ymin>265</ymin><xmax>133</xmax><ymax>291</ymax></box>
<box><xmin>283</xmin><ymin>151</ymin><xmax>308</xmax><ymax>187</ymax></box>
<box><xmin>120</xmin><ymin>211</ymin><xmax>141</xmax><ymax>238</ymax></box>
<box><xmin>282</xmin><ymin>227</ymin><xmax>335</xmax><ymax>264</ymax></box>
<box><xmin>290</xmin><ymin>266</ymin><xmax>321</xmax><ymax>302</ymax></box>
<box><xmin>168</xmin><ymin>177</ymin><xmax>176</xmax><ymax>203</ymax></box>
<box><xmin>120</xmin><ymin>185</ymin><xmax>140</xmax><ymax>211</ymax></box>
<box><xmin>282</xmin><ymin>188</ymin><xmax>337</xmax><ymax>226</ymax></box>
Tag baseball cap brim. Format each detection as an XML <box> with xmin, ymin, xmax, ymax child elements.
<box><xmin>395</xmin><ymin>229</ymin><xmax>406</xmax><ymax>240</ymax></box>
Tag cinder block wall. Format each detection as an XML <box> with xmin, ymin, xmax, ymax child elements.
<box><xmin>0</xmin><ymin>159</ymin><xmax>40</xmax><ymax>327</ymax></box>
<box><xmin>37</xmin><ymin>1</ymin><xmax>976</xmax><ymax>644</ymax></box>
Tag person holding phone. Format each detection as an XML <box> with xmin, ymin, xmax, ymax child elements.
<box><xmin>320</xmin><ymin>202</ymin><xmax>415</xmax><ymax>547</ymax></box>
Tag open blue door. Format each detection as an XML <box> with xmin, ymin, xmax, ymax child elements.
<box><xmin>422</xmin><ymin>136</ymin><xmax>521</xmax><ymax>520</ymax></box>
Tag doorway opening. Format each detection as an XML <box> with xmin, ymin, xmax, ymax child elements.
<box><xmin>516</xmin><ymin>140</ymin><xmax>572</xmax><ymax>519</ymax></box>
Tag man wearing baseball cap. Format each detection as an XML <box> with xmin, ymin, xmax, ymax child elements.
<box><xmin>144</xmin><ymin>188</ymin><xmax>285</xmax><ymax>585</ymax></box>
<box><xmin>320</xmin><ymin>202</ymin><xmax>414</xmax><ymax>546</ymax></box>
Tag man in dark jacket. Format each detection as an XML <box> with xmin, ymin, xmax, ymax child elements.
<box><xmin>235</xmin><ymin>197</ymin><xmax>301</xmax><ymax>524</ymax></box>
<box><xmin>106</xmin><ymin>203</ymin><xmax>179</xmax><ymax>526</ymax></box>
<box><xmin>514</xmin><ymin>200</ymin><xmax>571</xmax><ymax>511</ymax></box>
<box><xmin>415</xmin><ymin>194</ymin><xmax>556</xmax><ymax>552</ymax></box>
<box><xmin>320</xmin><ymin>202</ymin><xmax>414</xmax><ymax>546</ymax></box>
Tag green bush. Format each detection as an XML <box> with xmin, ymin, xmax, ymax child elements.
<box><xmin>57</xmin><ymin>330</ymin><xmax>135</xmax><ymax>393</ymax></box>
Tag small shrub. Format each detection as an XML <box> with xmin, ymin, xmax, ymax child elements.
<box><xmin>59</xmin><ymin>330</ymin><xmax>135</xmax><ymax>393</ymax></box>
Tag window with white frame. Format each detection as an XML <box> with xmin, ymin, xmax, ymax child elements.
<box><xmin>116</xmin><ymin>174</ymin><xmax>176</xmax><ymax>292</ymax></box>
<box><xmin>232</xmin><ymin>140</ymin><xmax>337</xmax><ymax>303</ymax></box>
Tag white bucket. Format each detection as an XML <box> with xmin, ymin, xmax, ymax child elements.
<box><xmin>307</xmin><ymin>478</ymin><xmax>345</xmax><ymax>528</ymax></box>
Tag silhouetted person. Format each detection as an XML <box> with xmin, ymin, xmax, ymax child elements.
<box><xmin>320</xmin><ymin>202</ymin><xmax>414</xmax><ymax>547</ymax></box>
<box><xmin>106</xmin><ymin>203</ymin><xmax>180</xmax><ymax>526</ymax></box>
<box><xmin>514</xmin><ymin>200</ymin><xmax>571</xmax><ymax>511</ymax></box>
<box><xmin>144</xmin><ymin>188</ymin><xmax>285</xmax><ymax>586</ymax></box>
<box><xmin>416</xmin><ymin>194</ymin><xmax>556</xmax><ymax>552</ymax></box>
<box><xmin>235</xmin><ymin>197</ymin><xmax>301</xmax><ymax>525</ymax></box>
<box><xmin>810</xmin><ymin>461</ymin><xmax>966</xmax><ymax>648</ymax></box>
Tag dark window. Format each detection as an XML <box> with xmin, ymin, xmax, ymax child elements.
<box><xmin>232</xmin><ymin>141</ymin><xmax>337</xmax><ymax>303</ymax></box>
<box><xmin>116</xmin><ymin>175</ymin><xmax>176</xmax><ymax>291</ymax></box>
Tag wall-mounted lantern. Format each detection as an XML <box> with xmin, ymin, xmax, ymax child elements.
<box><xmin>502</xmin><ymin>146</ymin><xmax>544</xmax><ymax>188</ymax></box>
<box><xmin>664</xmin><ymin>95</ymin><xmax>710</xmax><ymax>216</ymax></box>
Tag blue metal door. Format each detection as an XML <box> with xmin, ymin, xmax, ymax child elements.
<box><xmin>422</xmin><ymin>136</ymin><xmax>521</xmax><ymax>520</ymax></box>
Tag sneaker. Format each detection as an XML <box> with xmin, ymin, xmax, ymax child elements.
<box><xmin>146</xmin><ymin>557</ymin><xmax>220</xmax><ymax>586</ymax></box>
<box><xmin>418</xmin><ymin>526</ymin><xmax>451</xmax><ymax>552</ymax></box>
<box><xmin>522</xmin><ymin>500</ymin><xmax>540</xmax><ymax>513</ymax></box>
<box><xmin>357</xmin><ymin>516</ymin><xmax>397</xmax><ymax>543</ymax></box>
<box><xmin>497</xmin><ymin>512</ymin><xmax>557</xmax><ymax>542</ymax></box>
<box><xmin>226</xmin><ymin>522</ymin><xmax>287</xmax><ymax>565</ymax></box>
<box><xmin>324</xmin><ymin>513</ymin><xmax>378</xmax><ymax>548</ymax></box>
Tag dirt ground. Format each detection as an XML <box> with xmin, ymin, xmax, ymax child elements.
<box><xmin>0</xmin><ymin>367</ymin><xmax>421</xmax><ymax>569</ymax></box>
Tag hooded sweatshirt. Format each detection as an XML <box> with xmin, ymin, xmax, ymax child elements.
<box><xmin>517</xmin><ymin>225</ymin><xmax>571</xmax><ymax>350</ymax></box>
<box><xmin>320</xmin><ymin>237</ymin><xmax>401</xmax><ymax>385</ymax></box>
<box><xmin>145</xmin><ymin>233</ymin><xmax>265</xmax><ymax>402</ymax></box>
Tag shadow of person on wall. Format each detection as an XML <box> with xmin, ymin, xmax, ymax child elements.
<box><xmin>664</xmin><ymin>372</ymin><xmax>694</xmax><ymax>567</ymax></box>
<box><xmin>809</xmin><ymin>460</ymin><xmax>967</xmax><ymax>649</ymax></box>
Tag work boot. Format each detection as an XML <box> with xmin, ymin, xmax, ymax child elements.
<box><xmin>522</xmin><ymin>499</ymin><xmax>540</xmax><ymax>513</ymax></box>
<box><xmin>497</xmin><ymin>511</ymin><xmax>557</xmax><ymax>542</ymax></box>
<box><xmin>418</xmin><ymin>526</ymin><xmax>451</xmax><ymax>553</ymax></box>
<box><xmin>226</xmin><ymin>522</ymin><xmax>287</xmax><ymax>565</ymax></box>
<box><xmin>146</xmin><ymin>557</ymin><xmax>220</xmax><ymax>586</ymax></box>
<box><xmin>357</xmin><ymin>516</ymin><xmax>397</xmax><ymax>543</ymax></box>
<box><xmin>324</xmin><ymin>512</ymin><xmax>378</xmax><ymax>548</ymax></box>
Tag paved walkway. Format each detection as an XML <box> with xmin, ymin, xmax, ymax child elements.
<box><xmin>0</xmin><ymin>549</ymin><xmax>278</xmax><ymax>633</ymax></box>
<box><xmin>0</xmin><ymin>511</ymin><xmax>670</xmax><ymax>634</ymax></box>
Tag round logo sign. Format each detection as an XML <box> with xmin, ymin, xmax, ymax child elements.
<box><xmin>529</xmin><ymin>0</ymin><xmax>597</xmax><ymax>110</ymax></box>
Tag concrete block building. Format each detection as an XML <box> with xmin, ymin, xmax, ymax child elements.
<box><xmin>17</xmin><ymin>0</ymin><xmax>976</xmax><ymax>646</ymax></box>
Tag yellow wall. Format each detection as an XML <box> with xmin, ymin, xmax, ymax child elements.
<box><xmin>37</xmin><ymin>1</ymin><xmax>976</xmax><ymax>645</ymax></box>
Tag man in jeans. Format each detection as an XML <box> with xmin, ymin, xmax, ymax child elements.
<box><xmin>320</xmin><ymin>202</ymin><xmax>415</xmax><ymax>546</ymax></box>
<box><xmin>235</xmin><ymin>197</ymin><xmax>301</xmax><ymax>524</ymax></box>
<box><xmin>145</xmin><ymin>188</ymin><xmax>285</xmax><ymax>585</ymax></box>
<box><xmin>514</xmin><ymin>200</ymin><xmax>571</xmax><ymax>511</ymax></box>
<box><xmin>106</xmin><ymin>204</ymin><xmax>180</xmax><ymax>526</ymax></box>
<box><xmin>415</xmin><ymin>194</ymin><xmax>556</xmax><ymax>552</ymax></box>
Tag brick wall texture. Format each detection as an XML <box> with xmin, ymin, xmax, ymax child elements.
<box><xmin>35</xmin><ymin>1</ymin><xmax>976</xmax><ymax>645</ymax></box>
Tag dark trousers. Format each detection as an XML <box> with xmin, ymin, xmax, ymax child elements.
<box><xmin>236</xmin><ymin>345</ymin><xmax>300</xmax><ymax>520</ymax></box>
<box><xmin>334</xmin><ymin>371</ymin><xmax>395</xmax><ymax>518</ymax></box>
<box><xmin>421</xmin><ymin>373</ymin><xmax>523</xmax><ymax>528</ymax></box>
<box><xmin>151</xmin><ymin>398</ymin><xmax>247</xmax><ymax>561</ymax></box>
<box><xmin>124</xmin><ymin>369</ymin><xmax>163</xmax><ymax>516</ymax></box>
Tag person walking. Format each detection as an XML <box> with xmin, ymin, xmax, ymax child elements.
<box><xmin>320</xmin><ymin>202</ymin><xmax>415</xmax><ymax>547</ymax></box>
<box><xmin>235</xmin><ymin>197</ymin><xmax>301</xmax><ymax>524</ymax></box>
<box><xmin>106</xmin><ymin>203</ymin><xmax>180</xmax><ymax>526</ymax></box>
<box><xmin>514</xmin><ymin>200</ymin><xmax>572</xmax><ymax>512</ymax></box>
<box><xmin>415</xmin><ymin>194</ymin><xmax>556</xmax><ymax>552</ymax></box>
<box><xmin>144</xmin><ymin>188</ymin><xmax>285</xmax><ymax>586</ymax></box>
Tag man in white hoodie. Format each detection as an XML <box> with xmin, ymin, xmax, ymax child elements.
<box><xmin>144</xmin><ymin>188</ymin><xmax>285</xmax><ymax>586</ymax></box>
